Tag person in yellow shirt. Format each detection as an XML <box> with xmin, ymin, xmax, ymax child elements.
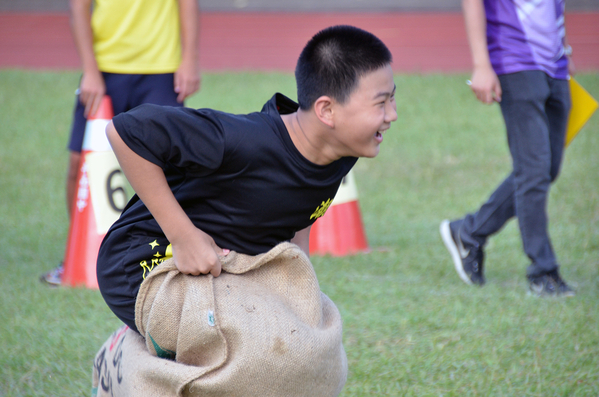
<box><xmin>41</xmin><ymin>0</ymin><xmax>201</xmax><ymax>285</ymax></box>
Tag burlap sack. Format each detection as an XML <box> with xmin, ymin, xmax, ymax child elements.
<box><xmin>93</xmin><ymin>325</ymin><xmax>216</xmax><ymax>396</ymax></box>
<box><xmin>93</xmin><ymin>242</ymin><xmax>347</xmax><ymax>397</ymax></box>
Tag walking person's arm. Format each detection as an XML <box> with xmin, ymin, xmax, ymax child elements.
<box><xmin>462</xmin><ymin>0</ymin><xmax>502</xmax><ymax>104</ymax></box>
<box><xmin>562</xmin><ymin>13</ymin><xmax>575</xmax><ymax>76</ymax></box>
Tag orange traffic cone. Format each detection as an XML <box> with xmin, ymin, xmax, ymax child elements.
<box><xmin>309</xmin><ymin>170</ymin><xmax>370</xmax><ymax>256</ymax></box>
<box><xmin>62</xmin><ymin>96</ymin><xmax>129</xmax><ymax>288</ymax></box>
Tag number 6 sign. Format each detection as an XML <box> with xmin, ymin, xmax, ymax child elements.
<box><xmin>87</xmin><ymin>151</ymin><xmax>132</xmax><ymax>234</ymax></box>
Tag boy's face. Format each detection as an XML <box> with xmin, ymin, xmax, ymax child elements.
<box><xmin>332</xmin><ymin>64</ymin><xmax>397</xmax><ymax>158</ymax></box>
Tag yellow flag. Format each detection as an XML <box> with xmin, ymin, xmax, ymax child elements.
<box><xmin>566</xmin><ymin>78</ymin><xmax>598</xmax><ymax>147</ymax></box>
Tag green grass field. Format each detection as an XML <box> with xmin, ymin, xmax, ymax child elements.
<box><xmin>1</xmin><ymin>70</ymin><xmax>598</xmax><ymax>396</ymax></box>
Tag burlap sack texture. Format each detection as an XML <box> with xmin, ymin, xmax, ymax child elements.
<box><xmin>92</xmin><ymin>242</ymin><xmax>347</xmax><ymax>397</ymax></box>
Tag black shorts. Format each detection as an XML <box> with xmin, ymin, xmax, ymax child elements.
<box><xmin>97</xmin><ymin>223</ymin><xmax>173</xmax><ymax>332</ymax></box>
<box><xmin>68</xmin><ymin>72</ymin><xmax>182</xmax><ymax>153</ymax></box>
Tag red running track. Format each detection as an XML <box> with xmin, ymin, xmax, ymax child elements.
<box><xmin>1</xmin><ymin>12</ymin><xmax>598</xmax><ymax>72</ymax></box>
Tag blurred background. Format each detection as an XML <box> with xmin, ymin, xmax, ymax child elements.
<box><xmin>0</xmin><ymin>0</ymin><xmax>598</xmax><ymax>12</ymax></box>
<box><xmin>1</xmin><ymin>1</ymin><xmax>598</xmax><ymax>396</ymax></box>
<box><xmin>1</xmin><ymin>0</ymin><xmax>598</xmax><ymax>72</ymax></box>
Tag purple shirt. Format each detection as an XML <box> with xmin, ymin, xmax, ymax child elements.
<box><xmin>485</xmin><ymin>0</ymin><xmax>569</xmax><ymax>79</ymax></box>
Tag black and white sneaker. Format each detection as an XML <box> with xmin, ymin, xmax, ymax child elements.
<box><xmin>40</xmin><ymin>263</ymin><xmax>63</xmax><ymax>287</ymax></box>
<box><xmin>440</xmin><ymin>219</ymin><xmax>485</xmax><ymax>285</ymax></box>
<box><xmin>528</xmin><ymin>269</ymin><xmax>575</xmax><ymax>297</ymax></box>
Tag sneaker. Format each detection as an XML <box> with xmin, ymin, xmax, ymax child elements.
<box><xmin>40</xmin><ymin>263</ymin><xmax>63</xmax><ymax>286</ymax></box>
<box><xmin>528</xmin><ymin>269</ymin><xmax>575</xmax><ymax>297</ymax></box>
<box><xmin>440</xmin><ymin>220</ymin><xmax>485</xmax><ymax>285</ymax></box>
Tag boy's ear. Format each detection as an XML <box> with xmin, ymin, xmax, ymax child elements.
<box><xmin>313</xmin><ymin>96</ymin><xmax>335</xmax><ymax>128</ymax></box>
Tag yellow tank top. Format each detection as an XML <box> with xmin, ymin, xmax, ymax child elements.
<box><xmin>92</xmin><ymin>0</ymin><xmax>181</xmax><ymax>74</ymax></box>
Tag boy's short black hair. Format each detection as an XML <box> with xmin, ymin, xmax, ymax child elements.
<box><xmin>295</xmin><ymin>25</ymin><xmax>393</xmax><ymax>110</ymax></box>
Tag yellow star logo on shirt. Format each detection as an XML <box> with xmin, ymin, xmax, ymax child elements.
<box><xmin>149</xmin><ymin>240</ymin><xmax>160</xmax><ymax>250</ymax></box>
<box><xmin>310</xmin><ymin>198</ymin><xmax>333</xmax><ymax>220</ymax></box>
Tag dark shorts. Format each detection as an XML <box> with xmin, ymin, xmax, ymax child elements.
<box><xmin>67</xmin><ymin>72</ymin><xmax>182</xmax><ymax>153</ymax></box>
<box><xmin>97</xmin><ymin>224</ymin><xmax>172</xmax><ymax>332</ymax></box>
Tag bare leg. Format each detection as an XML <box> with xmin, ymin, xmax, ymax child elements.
<box><xmin>66</xmin><ymin>151</ymin><xmax>82</xmax><ymax>220</ymax></box>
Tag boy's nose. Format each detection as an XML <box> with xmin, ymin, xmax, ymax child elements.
<box><xmin>386</xmin><ymin>103</ymin><xmax>398</xmax><ymax>123</ymax></box>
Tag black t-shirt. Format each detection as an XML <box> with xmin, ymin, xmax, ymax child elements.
<box><xmin>97</xmin><ymin>93</ymin><xmax>357</xmax><ymax>294</ymax></box>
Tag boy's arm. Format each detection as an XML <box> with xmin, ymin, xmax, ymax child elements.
<box><xmin>174</xmin><ymin>0</ymin><xmax>201</xmax><ymax>103</ymax></box>
<box><xmin>462</xmin><ymin>0</ymin><xmax>502</xmax><ymax>104</ymax></box>
<box><xmin>70</xmin><ymin>0</ymin><xmax>105</xmax><ymax>117</ymax></box>
<box><xmin>106</xmin><ymin>121</ymin><xmax>225</xmax><ymax>276</ymax></box>
<box><xmin>290</xmin><ymin>226</ymin><xmax>311</xmax><ymax>257</ymax></box>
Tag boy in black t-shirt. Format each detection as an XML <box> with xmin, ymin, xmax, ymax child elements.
<box><xmin>98</xmin><ymin>25</ymin><xmax>397</xmax><ymax>331</ymax></box>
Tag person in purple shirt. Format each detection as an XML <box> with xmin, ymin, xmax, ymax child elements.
<box><xmin>440</xmin><ymin>0</ymin><xmax>575</xmax><ymax>296</ymax></box>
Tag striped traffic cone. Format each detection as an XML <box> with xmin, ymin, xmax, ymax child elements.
<box><xmin>62</xmin><ymin>96</ymin><xmax>129</xmax><ymax>288</ymax></box>
<box><xmin>309</xmin><ymin>170</ymin><xmax>370</xmax><ymax>256</ymax></box>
